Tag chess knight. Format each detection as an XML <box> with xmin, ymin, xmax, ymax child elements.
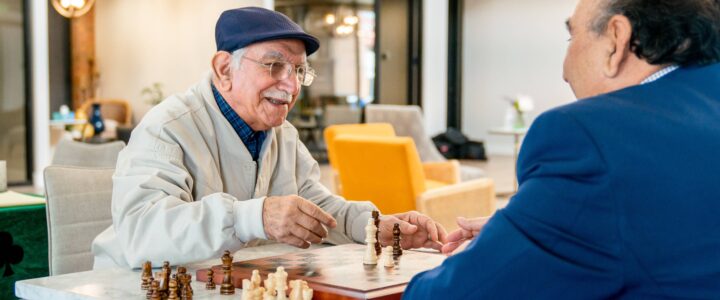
<box><xmin>91</xmin><ymin>7</ymin><xmax>447</xmax><ymax>269</ymax></box>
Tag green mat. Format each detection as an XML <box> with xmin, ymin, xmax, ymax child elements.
<box><xmin>0</xmin><ymin>204</ymin><xmax>49</xmax><ymax>299</ymax></box>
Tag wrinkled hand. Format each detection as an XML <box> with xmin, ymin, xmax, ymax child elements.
<box><xmin>441</xmin><ymin>216</ymin><xmax>490</xmax><ymax>254</ymax></box>
<box><xmin>378</xmin><ymin>211</ymin><xmax>447</xmax><ymax>251</ymax></box>
<box><xmin>262</xmin><ymin>195</ymin><xmax>337</xmax><ymax>248</ymax></box>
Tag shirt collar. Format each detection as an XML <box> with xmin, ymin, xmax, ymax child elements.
<box><xmin>641</xmin><ymin>65</ymin><xmax>679</xmax><ymax>85</ymax></box>
<box><xmin>210</xmin><ymin>83</ymin><xmax>266</xmax><ymax>152</ymax></box>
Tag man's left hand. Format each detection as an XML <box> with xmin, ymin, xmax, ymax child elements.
<box><xmin>377</xmin><ymin>211</ymin><xmax>447</xmax><ymax>251</ymax></box>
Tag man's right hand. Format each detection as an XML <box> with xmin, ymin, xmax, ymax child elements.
<box><xmin>441</xmin><ymin>216</ymin><xmax>491</xmax><ymax>255</ymax></box>
<box><xmin>262</xmin><ymin>195</ymin><xmax>337</xmax><ymax>248</ymax></box>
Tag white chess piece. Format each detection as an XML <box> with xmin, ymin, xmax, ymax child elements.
<box><xmin>363</xmin><ymin>218</ymin><xmax>378</xmax><ymax>265</ymax></box>
<box><xmin>251</xmin><ymin>270</ymin><xmax>262</xmax><ymax>289</ymax></box>
<box><xmin>275</xmin><ymin>266</ymin><xmax>288</xmax><ymax>300</ymax></box>
<box><xmin>288</xmin><ymin>280</ymin><xmax>302</xmax><ymax>300</ymax></box>
<box><xmin>301</xmin><ymin>286</ymin><xmax>313</xmax><ymax>300</ymax></box>
<box><xmin>264</xmin><ymin>273</ymin><xmax>276</xmax><ymax>296</ymax></box>
<box><xmin>253</xmin><ymin>287</ymin><xmax>266</xmax><ymax>300</ymax></box>
<box><xmin>384</xmin><ymin>246</ymin><xmax>395</xmax><ymax>268</ymax></box>
<box><xmin>241</xmin><ymin>279</ymin><xmax>254</xmax><ymax>300</ymax></box>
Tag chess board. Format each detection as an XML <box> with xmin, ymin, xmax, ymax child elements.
<box><xmin>195</xmin><ymin>244</ymin><xmax>446</xmax><ymax>299</ymax></box>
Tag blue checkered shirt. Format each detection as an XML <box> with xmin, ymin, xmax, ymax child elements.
<box><xmin>211</xmin><ymin>84</ymin><xmax>266</xmax><ymax>161</ymax></box>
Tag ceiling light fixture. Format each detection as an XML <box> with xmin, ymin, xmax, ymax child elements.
<box><xmin>51</xmin><ymin>0</ymin><xmax>96</xmax><ymax>18</ymax></box>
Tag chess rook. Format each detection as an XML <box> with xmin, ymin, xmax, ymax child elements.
<box><xmin>141</xmin><ymin>261</ymin><xmax>152</xmax><ymax>290</ymax></box>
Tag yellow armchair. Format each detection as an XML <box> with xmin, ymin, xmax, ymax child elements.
<box><xmin>333</xmin><ymin>135</ymin><xmax>496</xmax><ymax>230</ymax></box>
<box><xmin>324</xmin><ymin>123</ymin><xmax>462</xmax><ymax>194</ymax></box>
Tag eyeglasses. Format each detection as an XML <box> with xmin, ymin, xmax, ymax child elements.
<box><xmin>242</xmin><ymin>56</ymin><xmax>316</xmax><ymax>87</ymax></box>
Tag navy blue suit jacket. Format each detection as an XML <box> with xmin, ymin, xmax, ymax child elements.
<box><xmin>404</xmin><ymin>64</ymin><xmax>720</xmax><ymax>299</ymax></box>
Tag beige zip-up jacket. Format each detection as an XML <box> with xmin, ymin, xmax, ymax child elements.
<box><xmin>91</xmin><ymin>73</ymin><xmax>375</xmax><ymax>268</ymax></box>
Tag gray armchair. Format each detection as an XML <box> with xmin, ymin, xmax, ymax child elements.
<box><xmin>52</xmin><ymin>139</ymin><xmax>125</xmax><ymax>167</ymax></box>
<box><xmin>365</xmin><ymin>104</ymin><xmax>485</xmax><ymax>181</ymax></box>
<box><xmin>44</xmin><ymin>166</ymin><xmax>114</xmax><ymax>275</ymax></box>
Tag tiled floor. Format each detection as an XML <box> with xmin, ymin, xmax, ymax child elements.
<box><xmin>318</xmin><ymin>154</ymin><xmax>516</xmax><ymax>209</ymax></box>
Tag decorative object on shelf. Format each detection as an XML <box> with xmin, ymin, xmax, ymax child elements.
<box><xmin>89</xmin><ymin>103</ymin><xmax>105</xmax><ymax>136</ymax></box>
<box><xmin>504</xmin><ymin>94</ymin><xmax>535</xmax><ymax>129</ymax></box>
<box><xmin>51</xmin><ymin>0</ymin><xmax>96</xmax><ymax>18</ymax></box>
<box><xmin>142</xmin><ymin>83</ymin><xmax>166</xmax><ymax>106</ymax></box>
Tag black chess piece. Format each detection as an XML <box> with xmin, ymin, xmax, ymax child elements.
<box><xmin>141</xmin><ymin>261</ymin><xmax>152</xmax><ymax>290</ymax></box>
<box><xmin>220</xmin><ymin>250</ymin><xmax>235</xmax><ymax>295</ymax></box>
<box><xmin>206</xmin><ymin>268</ymin><xmax>216</xmax><ymax>290</ymax></box>
<box><xmin>373</xmin><ymin>211</ymin><xmax>381</xmax><ymax>255</ymax></box>
<box><xmin>393</xmin><ymin>223</ymin><xmax>402</xmax><ymax>258</ymax></box>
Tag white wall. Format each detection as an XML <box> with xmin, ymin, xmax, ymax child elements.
<box><xmin>95</xmin><ymin>0</ymin><xmax>266</xmax><ymax>122</ymax></box>
<box><xmin>422</xmin><ymin>0</ymin><xmax>448</xmax><ymax>136</ymax></box>
<box><xmin>462</xmin><ymin>0</ymin><xmax>577</xmax><ymax>155</ymax></box>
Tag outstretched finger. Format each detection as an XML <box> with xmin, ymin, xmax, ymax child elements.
<box><xmin>441</xmin><ymin>240</ymin><xmax>465</xmax><ymax>254</ymax></box>
<box><xmin>298</xmin><ymin>199</ymin><xmax>337</xmax><ymax>228</ymax></box>
<box><xmin>457</xmin><ymin>216</ymin><xmax>490</xmax><ymax>232</ymax></box>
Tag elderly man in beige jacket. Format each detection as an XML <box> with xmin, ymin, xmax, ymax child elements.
<box><xmin>92</xmin><ymin>7</ymin><xmax>446</xmax><ymax>268</ymax></box>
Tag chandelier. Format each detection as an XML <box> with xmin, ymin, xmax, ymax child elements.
<box><xmin>324</xmin><ymin>11</ymin><xmax>359</xmax><ymax>36</ymax></box>
<box><xmin>51</xmin><ymin>0</ymin><xmax>96</xmax><ymax>18</ymax></box>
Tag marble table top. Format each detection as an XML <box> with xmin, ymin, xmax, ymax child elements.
<box><xmin>15</xmin><ymin>243</ymin><xmax>326</xmax><ymax>300</ymax></box>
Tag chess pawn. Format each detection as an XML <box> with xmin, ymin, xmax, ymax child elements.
<box><xmin>176</xmin><ymin>266</ymin><xmax>187</xmax><ymax>291</ymax></box>
<box><xmin>301</xmin><ymin>287</ymin><xmax>313</xmax><ymax>300</ymax></box>
<box><xmin>251</xmin><ymin>269</ymin><xmax>262</xmax><ymax>289</ymax></box>
<box><xmin>255</xmin><ymin>287</ymin><xmax>266</xmax><ymax>300</ymax></box>
<box><xmin>241</xmin><ymin>279</ymin><xmax>254</xmax><ymax>300</ymax></box>
<box><xmin>288</xmin><ymin>280</ymin><xmax>302</xmax><ymax>300</ymax></box>
<box><xmin>275</xmin><ymin>267</ymin><xmax>288</xmax><ymax>300</ymax></box>
<box><xmin>220</xmin><ymin>268</ymin><xmax>235</xmax><ymax>295</ymax></box>
<box><xmin>150</xmin><ymin>280</ymin><xmax>161</xmax><ymax>300</ymax></box>
<box><xmin>384</xmin><ymin>246</ymin><xmax>395</xmax><ymax>268</ymax></box>
<box><xmin>181</xmin><ymin>282</ymin><xmax>193</xmax><ymax>300</ymax></box>
<box><xmin>146</xmin><ymin>277</ymin><xmax>155</xmax><ymax>300</ymax></box>
<box><xmin>364</xmin><ymin>218</ymin><xmax>378</xmax><ymax>265</ymax></box>
<box><xmin>205</xmin><ymin>268</ymin><xmax>216</xmax><ymax>289</ymax></box>
<box><xmin>264</xmin><ymin>273</ymin><xmax>277</xmax><ymax>296</ymax></box>
<box><xmin>167</xmin><ymin>278</ymin><xmax>179</xmax><ymax>300</ymax></box>
<box><xmin>141</xmin><ymin>261</ymin><xmax>152</xmax><ymax>290</ymax></box>
<box><xmin>264</xmin><ymin>290</ymin><xmax>275</xmax><ymax>300</ymax></box>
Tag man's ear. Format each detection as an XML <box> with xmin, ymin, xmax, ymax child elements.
<box><xmin>604</xmin><ymin>15</ymin><xmax>633</xmax><ymax>78</ymax></box>
<box><xmin>212</xmin><ymin>51</ymin><xmax>233</xmax><ymax>91</ymax></box>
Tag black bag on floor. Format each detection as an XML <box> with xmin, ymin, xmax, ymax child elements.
<box><xmin>432</xmin><ymin>127</ymin><xmax>487</xmax><ymax>160</ymax></box>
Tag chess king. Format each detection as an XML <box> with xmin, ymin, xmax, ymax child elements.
<box><xmin>91</xmin><ymin>7</ymin><xmax>447</xmax><ymax>268</ymax></box>
<box><xmin>404</xmin><ymin>0</ymin><xmax>720</xmax><ymax>298</ymax></box>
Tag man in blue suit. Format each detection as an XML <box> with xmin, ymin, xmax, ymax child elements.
<box><xmin>405</xmin><ymin>0</ymin><xmax>720</xmax><ymax>298</ymax></box>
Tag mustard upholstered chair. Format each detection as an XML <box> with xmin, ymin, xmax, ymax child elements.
<box><xmin>324</xmin><ymin>123</ymin><xmax>462</xmax><ymax>194</ymax></box>
<box><xmin>333</xmin><ymin>135</ymin><xmax>496</xmax><ymax>230</ymax></box>
<box><xmin>365</xmin><ymin>104</ymin><xmax>486</xmax><ymax>181</ymax></box>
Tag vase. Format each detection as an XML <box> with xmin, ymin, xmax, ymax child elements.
<box><xmin>513</xmin><ymin>111</ymin><xmax>526</xmax><ymax>129</ymax></box>
<box><xmin>89</xmin><ymin>103</ymin><xmax>105</xmax><ymax>136</ymax></box>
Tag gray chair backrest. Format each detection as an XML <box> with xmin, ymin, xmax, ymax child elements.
<box><xmin>324</xmin><ymin>104</ymin><xmax>362</xmax><ymax>126</ymax></box>
<box><xmin>44</xmin><ymin>166</ymin><xmax>114</xmax><ymax>275</ymax></box>
<box><xmin>365</xmin><ymin>104</ymin><xmax>447</xmax><ymax>162</ymax></box>
<box><xmin>52</xmin><ymin>139</ymin><xmax>125</xmax><ymax>167</ymax></box>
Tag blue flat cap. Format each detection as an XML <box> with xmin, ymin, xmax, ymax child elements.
<box><xmin>215</xmin><ymin>7</ymin><xmax>320</xmax><ymax>56</ymax></box>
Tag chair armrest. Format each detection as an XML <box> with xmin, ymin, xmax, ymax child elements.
<box><xmin>422</xmin><ymin>160</ymin><xmax>461</xmax><ymax>184</ymax></box>
<box><xmin>416</xmin><ymin>178</ymin><xmax>496</xmax><ymax>231</ymax></box>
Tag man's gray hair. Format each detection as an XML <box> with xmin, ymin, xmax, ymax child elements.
<box><xmin>230</xmin><ymin>48</ymin><xmax>247</xmax><ymax>71</ymax></box>
<box><xmin>590</xmin><ymin>0</ymin><xmax>621</xmax><ymax>33</ymax></box>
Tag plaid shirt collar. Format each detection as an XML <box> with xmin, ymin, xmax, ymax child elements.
<box><xmin>211</xmin><ymin>83</ymin><xmax>266</xmax><ymax>161</ymax></box>
<box><xmin>641</xmin><ymin>65</ymin><xmax>679</xmax><ymax>85</ymax></box>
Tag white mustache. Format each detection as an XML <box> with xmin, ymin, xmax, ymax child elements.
<box><xmin>263</xmin><ymin>91</ymin><xmax>292</xmax><ymax>103</ymax></box>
